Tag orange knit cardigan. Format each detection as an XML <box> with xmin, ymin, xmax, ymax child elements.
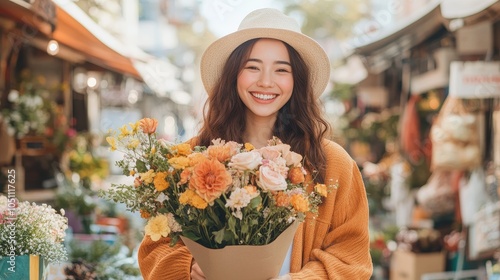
<box><xmin>138</xmin><ymin>140</ymin><xmax>373</xmax><ymax>279</ymax></box>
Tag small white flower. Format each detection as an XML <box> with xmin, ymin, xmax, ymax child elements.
<box><xmin>7</xmin><ymin>90</ymin><xmax>19</xmax><ymax>102</ymax></box>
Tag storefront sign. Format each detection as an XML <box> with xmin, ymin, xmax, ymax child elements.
<box><xmin>449</xmin><ymin>61</ymin><xmax>500</xmax><ymax>99</ymax></box>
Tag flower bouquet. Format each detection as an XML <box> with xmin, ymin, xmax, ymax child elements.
<box><xmin>0</xmin><ymin>196</ymin><xmax>68</xmax><ymax>280</ymax></box>
<box><xmin>101</xmin><ymin>118</ymin><xmax>331</xmax><ymax>279</ymax></box>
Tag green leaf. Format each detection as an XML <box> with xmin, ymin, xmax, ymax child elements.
<box><xmin>249</xmin><ymin>195</ymin><xmax>262</xmax><ymax>209</ymax></box>
<box><xmin>136</xmin><ymin>160</ymin><xmax>147</xmax><ymax>172</ymax></box>
<box><xmin>213</xmin><ymin>227</ymin><xmax>226</xmax><ymax>244</ymax></box>
<box><xmin>182</xmin><ymin>231</ymin><xmax>200</xmax><ymax>242</ymax></box>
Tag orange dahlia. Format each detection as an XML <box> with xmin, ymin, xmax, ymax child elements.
<box><xmin>189</xmin><ymin>158</ymin><xmax>232</xmax><ymax>204</ymax></box>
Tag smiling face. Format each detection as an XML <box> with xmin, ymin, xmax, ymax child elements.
<box><xmin>237</xmin><ymin>38</ymin><xmax>294</xmax><ymax>121</ymax></box>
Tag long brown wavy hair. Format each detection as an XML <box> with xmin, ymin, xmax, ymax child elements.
<box><xmin>197</xmin><ymin>38</ymin><xmax>332</xmax><ymax>183</ymax></box>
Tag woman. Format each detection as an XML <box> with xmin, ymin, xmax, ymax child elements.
<box><xmin>138</xmin><ymin>8</ymin><xmax>372</xmax><ymax>280</ymax></box>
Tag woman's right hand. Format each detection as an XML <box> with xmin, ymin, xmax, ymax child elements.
<box><xmin>191</xmin><ymin>260</ymin><xmax>206</xmax><ymax>280</ymax></box>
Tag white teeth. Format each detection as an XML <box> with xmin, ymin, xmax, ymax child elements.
<box><xmin>252</xmin><ymin>93</ymin><xmax>276</xmax><ymax>100</ymax></box>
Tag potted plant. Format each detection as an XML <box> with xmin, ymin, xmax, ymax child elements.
<box><xmin>0</xmin><ymin>195</ymin><xmax>68</xmax><ymax>279</ymax></box>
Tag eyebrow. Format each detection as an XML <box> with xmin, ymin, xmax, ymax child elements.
<box><xmin>246</xmin><ymin>58</ymin><xmax>291</xmax><ymax>66</ymax></box>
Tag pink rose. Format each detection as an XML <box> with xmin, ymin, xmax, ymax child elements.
<box><xmin>274</xmin><ymin>144</ymin><xmax>302</xmax><ymax>166</ymax></box>
<box><xmin>229</xmin><ymin>151</ymin><xmax>263</xmax><ymax>171</ymax></box>
<box><xmin>257</xmin><ymin>165</ymin><xmax>287</xmax><ymax>191</ymax></box>
<box><xmin>258</xmin><ymin>146</ymin><xmax>280</xmax><ymax>160</ymax></box>
<box><xmin>283</xmin><ymin>150</ymin><xmax>302</xmax><ymax>167</ymax></box>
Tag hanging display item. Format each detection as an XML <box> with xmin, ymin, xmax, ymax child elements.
<box><xmin>430</xmin><ymin>97</ymin><xmax>481</xmax><ymax>171</ymax></box>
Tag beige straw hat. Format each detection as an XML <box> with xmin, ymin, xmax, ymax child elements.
<box><xmin>200</xmin><ymin>8</ymin><xmax>331</xmax><ymax>99</ymax></box>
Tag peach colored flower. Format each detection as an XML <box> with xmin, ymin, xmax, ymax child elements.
<box><xmin>273</xmin><ymin>191</ymin><xmax>290</xmax><ymax>207</ymax></box>
<box><xmin>172</xmin><ymin>143</ymin><xmax>192</xmax><ymax>156</ymax></box>
<box><xmin>206</xmin><ymin>145</ymin><xmax>232</xmax><ymax>162</ymax></box>
<box><xmin>314</xmin><ymin>183</ymin><xmax>328</xmax><ymax>197</ymax></box>
<box><xmin>179</xmin><ymin>168</ymin><xmax>191</xmax><ymax>184</ymax></box>
<box><xmin>139</xmin><ymin>118</ymin><xmax>158</xmax><ymax>134</ymax></box>
<box><xmin>228</xmin><ymin>151</ymin><xmax>262</xmax><ymax>171</ymax></box>
<box><xmin>257</xmin><ymin>165</ymin><xmax>287</xmax><ymax>191</ymax></box>
<box><xmin>288</xmin><ymin>167</ymin><xmax>305</xmax><ymax>184</ymax></box>
<box><xmin>189</xmin><ymin>159</ymin><xmax>232</xmax><ymax>204</ymax></box>
<box><xmin>153</xmin><ymin>171</ymin><xmax>169</xmax><ymax>191</ymax></box>
<box><xmin>134</xmin><ymin>177</ymin><xmax>142</xmax><ymax>187</ymax></box>
<box><xmin>290</xmin><ymin>194</ymin><xmax>309</xmax><ymax>212</ymax></box>
<box><xmin>258</xmin><ymin>146</ymin><xmax>280</xmax><ymax>160</ymax></box>
<box><xmin>243</xmin><ymin>185</ymin><xmax>259</xmax><ymax>197</ymax></box>
<box><xmin>188</xmin><ymin>152</ymin><xmax>207</xmax><ymax>166</ymax></box>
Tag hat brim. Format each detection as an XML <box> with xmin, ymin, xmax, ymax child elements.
<box><xmin>200</xmin><ymin>28</ymin><xmax>330</xmax><ymax>99</ymax></box>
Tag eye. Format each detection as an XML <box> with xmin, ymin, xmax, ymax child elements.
<box><xmin>276</xmin><ymin>68</ymin><xmax>291</xmax><ymax>73</ymax></box>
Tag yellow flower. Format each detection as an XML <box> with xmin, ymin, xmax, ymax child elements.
<box><xmin>144</xmin><ymin>215</ymin><xmax>171</xmax><ymax>241</ymax></box>
<box><xmin>314</xmin><ymin>183</ymin><xmax>328</xmax><ymax>197</ymax></box>
<box><xmin>130</xmin><ymin>170</ymin><xmax>136</xmax><ymax>176</ymax></box>
<box><xmin>244</xmin><ymin>143</ymin><xmax>254</xmax><ymax>151</ymax></box>
<box><xmin>129</xmin><ymin>121</ymin><xmax>140</xmax><ymax>134</ymax></box>
<box><xmin>172</xmin><ymin>143</ymin><xmax>192</xmax><ymax>156</ymax></box>
<box><xmin>82</xmin><ymin>153</ymin><xmax>92</xmax><ymax>164</ymax></box>
<box><xmin>119</xmin><ymin>125</ymin><xmax>131</xmax><ymax>137</ymax></box>
<box><xmin>151</xmin><ymin>146</ymin><xmax>157</xmax><ymax>155</ymax></box>
<box><xmin>127</xmin><ymin>139</ymin><xmax>140</xmax><ymax>149</ymax></box>
<box><xmin>106</xmin><ymin>136</ymin><xmax>117</xmax><ymax>151</ymax></box>
<box><xmin>179</xmin><ymin>189</ymin><xmax>191</xmax><ymax>205</ymax></box>
<box><xmin>140</xmin><ymin>169</ymin><xmax>156</xmax><ymax>184</ymax></box>
<box><xmin>153</xmin><ymin>171</ymin><xmax>169</xmax><ymax>191</ymax></box>
<box><xmin>179</xmin><ymin>189</ymin><xmax>208</xmax><ymax>209</ymax></box>
<box><xmin>290</xmin><ymin>194</ymin><xmax>309</xmax><ymax>212</ymax></box>
<box><xmin>168</xmin><ymin>156</ymin><xmax>190</xmax><ymax>169</ymax></box>
<box><xmin>191</xmin><ymin>193</ymin><xmax>208</xmax><ymax>209</ymax></box>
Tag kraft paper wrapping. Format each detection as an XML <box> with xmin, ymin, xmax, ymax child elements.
<box><xmin>180</xmin><ymin>221</ymin><xmax>300</xmax><ymax>280</ymax></box>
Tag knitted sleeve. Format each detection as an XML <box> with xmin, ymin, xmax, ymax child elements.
<box><xmin>137</xmin><ymin>235</ymin><xmax>193</xmax><ymax>280</ymax></box>
<box><xmin>289</xmin><ymin>140</ymin><xmax>373</xmax><ymax>279</ymax></box>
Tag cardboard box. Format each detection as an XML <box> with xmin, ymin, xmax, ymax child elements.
<box><xmin>390</xmin><ymin>250</ymin><xmax>446</xmax><ymax>280</ymax></box>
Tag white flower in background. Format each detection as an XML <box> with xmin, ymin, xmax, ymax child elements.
<box><xmin>7</xmin><ymin>90</ymin><xmax>19</xmax><ymax>102</ymax></box>
<box><xmin>0</xmin><ymin>197</ymin><xmax>68</xmax><ymax>263</ymax></box>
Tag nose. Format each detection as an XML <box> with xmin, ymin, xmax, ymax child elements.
<box><xmin>256</xmin><ymin>70</ymin><xmax>274</xmax><ymax>88</ymax></box>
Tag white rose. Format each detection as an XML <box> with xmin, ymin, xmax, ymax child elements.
<box><xmin>228</xmin><ymin>151</ymin><xmax>263</xmax><ymax>170</ymax></box>
<box><xmin>257</xmin><ymin>165</ymin><xmax>287</xmax><ymax>191</ymax></box>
